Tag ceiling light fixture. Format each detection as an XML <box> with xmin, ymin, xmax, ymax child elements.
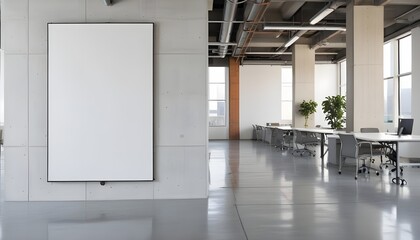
<box><xmin>310</xmin><ymin>7</ymin><xmax>335</xmax><ymax>25</ymax></box>
<box><xmin>284</xmin><ymin>35</ymin><xmax>300</xmax><ymax>48</ymax></box>
<box><xmin>263</xmin><ymin>25</ymin><xmax>346</xmax><ymax>31</ymax></box>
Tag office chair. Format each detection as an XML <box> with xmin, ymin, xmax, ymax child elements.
<box><xmin>360</xmin><ymin>128</ymin><xmax>384</xmax><ymax>164</ymax></box>
<box><xmin>359</xmin><ymin>128</ymin><xmax>402</xmax><ymax>175</ymax></box>
<box><xmin>293</xmin><ymin>130</ymin><xmax>319</xmax><ymax>157</ymax></box>
<box><xmin>338</xmin><ymin>133</ymin><xmax>379</xmax><ymax>179</ymax></box>
<box><xmin>252</xmin><ymin>124</ymin><xmax>257</xmax><ymax>140</ymax></box>
<box><xmin>272</xmin><ymin>128</ymin><xmax>293</xmax><ymax>150</ymax></box>
<box><xmin>255</xmin><ymin>125</ymin><xmax>264</xmax><ymax>141</ymax></box>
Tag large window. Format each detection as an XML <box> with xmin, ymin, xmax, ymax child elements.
<box><xmin>209</xmin><ymin>67</ymin><xmax>227</xmax><ymax>126</ymax></box>
<box><xmin>398</xmin><ymin>35</ymin><xmax>412</xmax><ymax>118</ymax></box>
<box><xmin>281</xmin><ymin>66</ymin><xmax>293</xmax><ymax>121</ymax></box>
<box><xmin>383</xmin><ymin>34</ymin><xmax>412</xmax><ymax>122</ymax></box>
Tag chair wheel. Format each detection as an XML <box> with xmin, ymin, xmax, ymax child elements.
<box><xmin>367</xmin><ymin>171</ymin><xmax>370</xmax><ymax>174</ymax></box>
<box><xmin>338</xmin><ymin>171</ymin><xmax>341</xmax><ymax>175</ymax></box>
<box><xmin>376</xmin><ymin>172</ymin><xmax>380</xmax><ymax>176</ymax></box>
<box><xmin>355</xmin><ymin>177</ymin><xmax>358</xmax><ymax>180</ymax></box>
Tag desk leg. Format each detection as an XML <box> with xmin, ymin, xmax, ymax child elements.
<box><xmin>393</xmin><ymin>142</ymin><xmax>407</xmax><ymax>186</ymax></box>
<box><xmin>320</xmin><ymin>134</ymin><xmax>326</xmax><ymax>166</ymax></box>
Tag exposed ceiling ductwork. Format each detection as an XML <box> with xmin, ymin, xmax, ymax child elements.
<box><xmin>217</xmin><ymin>0</ymin><xmax>240</xmax><ymax>57</ymax></box>
<box><xmin>233</xmin><ymin>0</ymin><xmax>271</xmax><ymax>61</ymax></box>
<box><xmin>208</xmin><ymin>0</ymin><xmax>420</xmax><ymax>63</ymax></box>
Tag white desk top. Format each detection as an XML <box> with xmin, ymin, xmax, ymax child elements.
<box><xmin>353</xmin><ymin>133</ymin><xmax>420</xmax><ymax>142</ymax></box>
<box><xmin>293</xmin><ymin>127</ymin><xmax>336</xmax><ymax>134</ymax></box>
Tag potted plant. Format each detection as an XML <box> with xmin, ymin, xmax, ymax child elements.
<box><xmin>299</xmin><ymin>100</ymin><xmax>318</xmax><ymax>128</ymax></box>
<box><xmin>321</xmin><ymin>95</ymin><xmax>346</xmax><ymax>129</ymax></box>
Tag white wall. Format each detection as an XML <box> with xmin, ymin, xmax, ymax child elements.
<box><xmin>315</xmin><ymin>64</ymin><xmax>338</xmax><ymax>127</ymax></box>
<box><xmin>239</xmin><ymin>65</ymin><xmax>282</xmax><ymax>139</ymax></box>
<box><xmin>1</xmin><ymin>0</ymin><xmax>208</xmax><ymax>201</ymax></box>
<box><xmin>239</xmin><ymin>64</ymin><xmax>338</xmax><ymax>139</ymax></box>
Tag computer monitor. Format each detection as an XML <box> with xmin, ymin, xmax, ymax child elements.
<box><xmin>398</xmin><ymin>118</ymin><xmax>414</xmax><ymax>135</ymax></box>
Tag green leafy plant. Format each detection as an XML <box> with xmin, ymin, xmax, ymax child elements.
<box><xmin>299</xmin><ymin>100</ymin><xmax>318</xmax><ymax>128</ymax></box>
<box><xmin>321</xmin><ymin>95</ymin><xmax>346</xmax><ymax>129</ymax></box>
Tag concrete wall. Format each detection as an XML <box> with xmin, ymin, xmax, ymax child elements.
<box><xmin>1</xmin><ymin>0</ymin><xmax>208</xmax><ymax>201</ymax></box>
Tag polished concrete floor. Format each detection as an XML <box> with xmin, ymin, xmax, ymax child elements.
<box><xmin>2</xmin><ymin>140</ymin><xmax>420</xmax><ymax>239</ymax></box>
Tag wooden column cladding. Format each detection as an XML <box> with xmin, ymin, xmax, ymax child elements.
<box><xmin>229</xmin><ymin>57</ymin><xmax>240</xmax><ymax>139</ymax></box>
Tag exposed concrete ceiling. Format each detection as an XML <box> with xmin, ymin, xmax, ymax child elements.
<box><xmin>208</xmin><ymin>0</ymin><xmax>420</xmax><ymax>64</ymax></box>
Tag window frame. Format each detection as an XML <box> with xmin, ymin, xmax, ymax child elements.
<box><xmin>208</xmin><ymin>67</ymin><xmax>228</xmax><ymax>127</ymax></box>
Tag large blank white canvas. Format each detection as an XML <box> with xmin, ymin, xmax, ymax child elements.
<box><xmin>48</xmin><ymin>23</ymin><xmax>153</xmax><ymax>181</ymax></box>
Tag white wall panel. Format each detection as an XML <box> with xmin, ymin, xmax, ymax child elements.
<box><xmin>28</xmin><ymin>147</ymin><xmax>86</xmax><ymax>201</ymax></box>
<box><xmin>4</xmin><ymin>55</ymin><xmax>28</xmax><ymax>147</ymax></box>
<box><xmin>4</xmin><ymin>147</ymin><xmax>29</xmax><ymax>201</ymax></box>
<box><xmin>239</xmin><ymin>65</ymin><xmax>282</xmax><ymax>139</ymax></box>
<box><xmin>86</xmin><ymin>182</ymin><xmax>154</xmax><ymax>200</ymax></box>
<box><xmin>48</xmin><ymin>23</ymin><xmax>154</xmax><ymax>182</ymax></box>
<box><xmin>1</xmin><ymin>20</ymin><xmax>28</xmax><ymax>54</ymax></box>
<box><xmin>28</xmin><ymin>0</ymin><xmax>85</xmax><ymax>54</ymax></box>
<box><xmin>29</xmin><ymin>54</ymin><xmax>47</xmax><ymax>146</ymax></box>
<box><xmin>156</xmin><ymin>54</ymin><xmax>207</xmax><ymax>146</ymax></box>
<box><xmin>154</xmin><ymin>146</ymin><xmax>208</xmax><ymax>199</ymax></box>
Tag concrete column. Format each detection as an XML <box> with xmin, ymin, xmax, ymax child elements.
<box><xmin>346</xmin><ymin>3</ymin><xmax>384</xmax><ymax>132</ymax></box>
<box><xmin>292</xmin><ymin>44</ymin><xmax>315</xmax><ymax>128</ymax></box>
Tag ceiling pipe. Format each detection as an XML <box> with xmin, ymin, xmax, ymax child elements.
<box><xmin>233</xmin><ymin>0</ymin><xmax>271</xmax><ymax>57</ymax></box>
<box><xmin>217</xmin><ymin>0</ymin><xmax>239</xmax><ymax>57</ymax></box>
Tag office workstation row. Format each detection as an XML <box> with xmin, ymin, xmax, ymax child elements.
<box><xmin>253</xmin><ymin>119</ymin><xmax>420</xmax><ymax>186</ymax></box>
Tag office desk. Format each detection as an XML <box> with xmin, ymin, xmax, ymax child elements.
<box><xmin>354</xmin><ymin>133</ymin><xmax>420</xmax><ymax>185</ymax></box>
<box><xmin>294</xmin><ymin>128</ymin><xmax>336</xmax><ymax>164</ymax></box>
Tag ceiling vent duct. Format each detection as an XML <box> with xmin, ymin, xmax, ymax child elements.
<box><xmin>217</xmin><ymin>0</ymin><xmax>239</xmax><ymax>57</ymax></box>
